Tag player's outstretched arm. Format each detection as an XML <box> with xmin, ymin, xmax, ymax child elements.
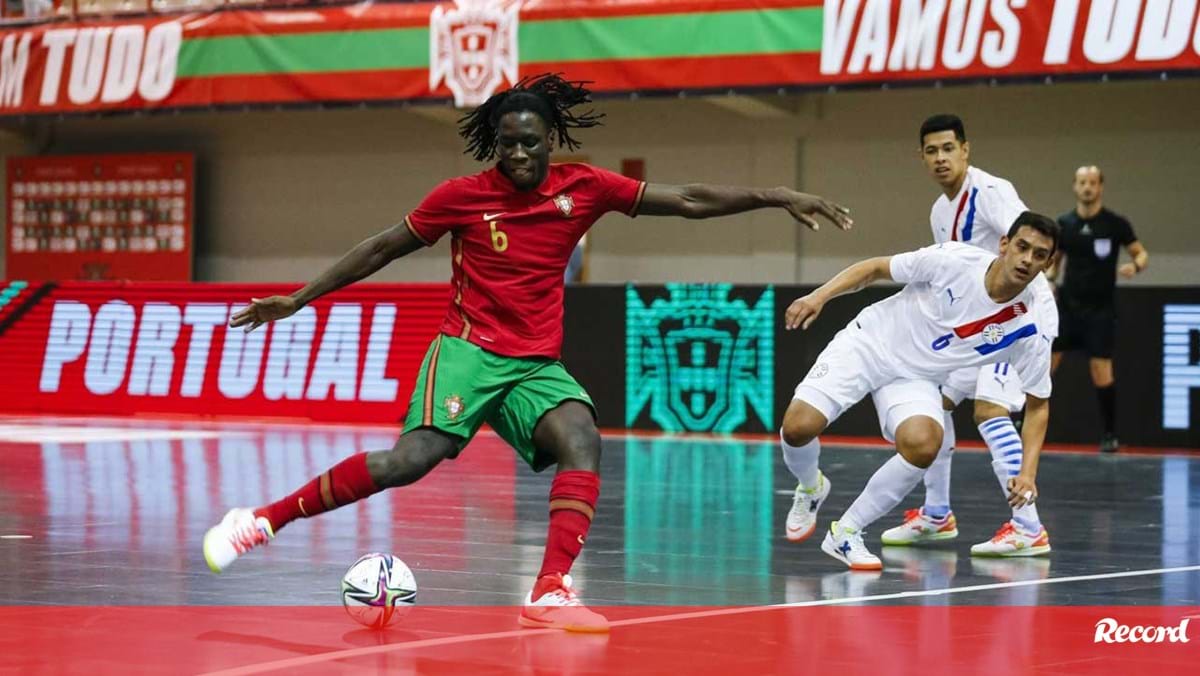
<box><xmin>637</xmin><ymin>184</ymin><xmax>853</xmax><ymax>231</ymax></box>
<box><xmin>229</xmin><ymin>222</ymin><xmax>425</xmax><ymax>332</ymax></box>
<box><xmin>1008</xmin><ymin>394</ymin><xmax>1049</xmax><ymax>508</ymax></box>
<box><xmin>784</xmin><ymin>256</ymin><xmax>892</xmax><ymax>330</ymax></box>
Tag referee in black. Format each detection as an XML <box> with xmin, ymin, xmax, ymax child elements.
<box><xmin>1050</xmin><ymin>166</ymin><xmax>1150</xmax><ymax>453</ymax></box>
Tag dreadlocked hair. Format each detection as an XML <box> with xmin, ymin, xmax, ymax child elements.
<box><xmin>458</xmin><ymin>73</ymin><xmax>604</xmax><ymax>162</ymax></box>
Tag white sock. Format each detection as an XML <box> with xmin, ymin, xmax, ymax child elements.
<box><xmin>921</xmin><ymin>411</ymin><xmax>956</xmax><ymax>518</ymax></box>
<box><xmin>780</xmin><ymin>431</ymin><xmax>821</xmax><ymax>488</ymax></box>
<box><xmin>978</xmin><ymin>416</ymin><xmax>1042</xmax><ymax>530</ymax></box>
<box><xmin>841</xmin><ymin>454</ymin><xmax>926</xmax><ymax>531</ymax></box>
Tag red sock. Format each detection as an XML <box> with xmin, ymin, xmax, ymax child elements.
<box><xmin>537</xmin><ymin>470</ymin><xmax>600</xmax><ymax>580</ymax></box>
<box><xmin>254</xmin><ymin>452</ymin><xmax>380</xmax><ymax>533</ymax></box>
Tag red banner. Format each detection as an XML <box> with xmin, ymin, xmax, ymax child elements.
<box><xmin>818</xmin><ymin>0</ymin><xmax>1200</xmax><ymax>82</ymax></box>
<box><xmin>6</xmin><ymin>153</ymin><xmax>194</xmax><ymax>281</ymax></box>
<box><xmin>0</xmin><ymin>281</ymin><xmax>450</xmax><ymax>422</ymax></box>
<box><xmin>1</xmin><ymin>2</ymin><xmax>1199</xmax><ymax>116</ymax></box>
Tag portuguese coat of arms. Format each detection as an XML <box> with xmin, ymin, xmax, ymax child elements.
<box><xmin>430</xmin><ymin>0</ymin><xmax>523</xmax><ymax>108</ymax></box>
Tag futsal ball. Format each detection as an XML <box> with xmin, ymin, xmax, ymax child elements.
<box><xmin>340</xmin><ymin>552</ymin><xmax>417</xmax><ymax>628</ymax></box>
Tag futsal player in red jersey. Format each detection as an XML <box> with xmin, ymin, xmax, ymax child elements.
<box><xmin>203</xmin><ymin>74</ymin><xmax>852</xmax><ymax>632</ymax></box>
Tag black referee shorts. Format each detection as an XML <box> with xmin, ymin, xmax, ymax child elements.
<box><xmin>1052</xmin><ymin>303</ymin><xmax>1116</xmax><ymax>359</ymax></box>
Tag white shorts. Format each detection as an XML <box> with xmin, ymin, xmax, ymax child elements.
<box><xmin>793</xmin><ymin>321</ymin><xmax>945</xmax><ymax>443</ymax></box>
<box><xmin>941</xmin><ymin>362</ymin><xmax>1026</xmax><ymax>413</ymax></box>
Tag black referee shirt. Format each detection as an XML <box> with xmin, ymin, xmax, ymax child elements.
<box><xmin>1056</xmin><ymin>207</ymin><xmax>1137</xmax><ymax>310</ymax></box>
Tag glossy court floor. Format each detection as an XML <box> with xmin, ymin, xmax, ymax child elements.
<box><xmin>0</xmin><ymin>416</ymin><xmax>1197</xmax><ymax>675</ymax></box>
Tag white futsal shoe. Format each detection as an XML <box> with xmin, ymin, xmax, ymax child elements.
<box><xmin>821</xmin><ymin>521</ymin><xmax>883</xmax><ymax>571</ymax></box>
<box><xmin>785</xmin><ymin>472</ymin><xmax>831</xmax><ymax>543</ymax></box>
<box><xmin>519</xmin><ymin>573</ymin><xmax>610</xmax><ymax>633</ymax></box>
<box><xmin>202</xmin><ymin>508</ymin><xmax>274</xmax><ymax>573</ymax></box>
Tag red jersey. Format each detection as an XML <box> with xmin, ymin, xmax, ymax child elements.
<box><xmin>405</xmin><ymin>163</ymin><xmax>645</xmax><ymax>359</ymax></box>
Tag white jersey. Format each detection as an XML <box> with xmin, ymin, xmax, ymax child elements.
<box><xmin>854</xmin><ymin>242</ymin><xmax>1053</xmax><ymax>398</ymax></box>
<box><xmin>930</xmin><ymin>165</ymin><xmax>1025</xmax><ymax>252</ymax></box>
<box><xmin>930</xmin><ymin>164</ymin><xmax>1058</xmax><ymax>338</ymax></box>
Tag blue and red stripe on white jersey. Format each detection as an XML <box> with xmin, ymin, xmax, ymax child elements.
<box><xmin>952</xmin><ymin>302</ymin><xmax>1038</xmax><ymax>356</ymax></box>
<box><xmin>856</xmin><ymin>242</ymin><xmax>1052</xmax><ymax>399</ymax></box>
<box><xmin>930</xmin><ymin>166</ymin><xmax>1025</xmax><ymax>253</ymax></box>
<box><xmin>949</xmin><ymin>187</ymin><xmax>979</xmax><ymax>242</ymax></box>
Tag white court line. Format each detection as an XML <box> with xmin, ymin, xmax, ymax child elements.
<box><xmin>0</xmin><ymin>425</ymin><xmax>243</xmax><ymax>444</ymax></box>
<box><xmin>0</xmin><ymin>535</ymin><xmax>32</xmax><ymax>540</ymax></box>
<box><xmin>199</xmin><ymin>564</ymin><xmax>1200</xmax><ymax>676</ymax></box>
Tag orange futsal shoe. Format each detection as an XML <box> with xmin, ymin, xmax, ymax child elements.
<box><xmin>970</xmin><ymin>521</ymin><xmax>1051</xmax><ymax>557</ymax></box>
<box><xmin>880</xmin><ymin>507</ymin><xmax>959</xmax><ymax>546</ymax></box>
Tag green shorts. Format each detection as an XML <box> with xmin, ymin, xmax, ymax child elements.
<box><xmin>402</xmin><ymin>335</ymin><xmax>595</xmax><ymax>471</ymax></box>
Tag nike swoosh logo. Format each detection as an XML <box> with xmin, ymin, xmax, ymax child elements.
<box><xmin>298</xmin><ymin>498</ymin><xmax>309</xmax><ymax>517</ymax></box>
<box><xmin>577</xmin><ymin>535</ymin><xmax>586</xmax><ymax>545</ymax></box>
<box><xmin>483</xmin><ymin>212</ymin><xmax>506</xmax><ymax>221</ymax></box>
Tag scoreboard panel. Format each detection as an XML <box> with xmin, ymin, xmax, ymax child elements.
<box><xmin>6</xmin><ymin>153</ymin><xmax>194</xmax><ymax>281</ymax></box>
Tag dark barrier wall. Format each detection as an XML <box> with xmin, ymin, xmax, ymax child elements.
<box><xmin>563</xmin><ymin>284</ymin><xmax>1200</xmax><ymax>449</ymax></box>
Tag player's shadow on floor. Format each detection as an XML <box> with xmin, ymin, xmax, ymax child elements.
<box><xmin>341</xmin><ymin>627</ymin><xmax>424</xmax><ymax>646</ymax></box>
<box><xmin>194</xmin><ymin>626</ymin><xmax>423</xmax><ymax>655</ymax></box>
<box><xmin>194</xmin><ymin>629</ymin><xmax>338</xmax><ymax>655</ymax></box>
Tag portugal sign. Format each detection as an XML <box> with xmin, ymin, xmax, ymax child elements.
<box><xmin>2</xmin><ymin>2</ymin><xmax>1200</xmax><ymax>116</ymax></box>
<box><xmin>0</xmin><ymin>282</ymin><xmax>448</xmax><ymax>422</ymax></box>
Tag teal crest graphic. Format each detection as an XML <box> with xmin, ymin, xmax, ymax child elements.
<box><xmin>626</xmin><ymin>284</ymin><xmax>773</xmax><ymax>433</ymax></box>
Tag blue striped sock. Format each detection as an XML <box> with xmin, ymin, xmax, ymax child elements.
<box><xmin>977</xmin><ymin>416</ymin><xmax>1042</xmax><ymax>530</ymax></box>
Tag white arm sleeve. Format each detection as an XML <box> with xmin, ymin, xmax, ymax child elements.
<box><xmin>1014</xmin><ymin>334</ymin><xmax>1053</xmax><ymax>399</ymax></box>
<box><xmin>1031</xmin><ymin>274</ymin><xmax>1059</xmax><ymax>339</ymax></box>
<box><xmin>889</xmin><ymin>244</ymin><xmax>949</xmax><ymax>284</ymax></box>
